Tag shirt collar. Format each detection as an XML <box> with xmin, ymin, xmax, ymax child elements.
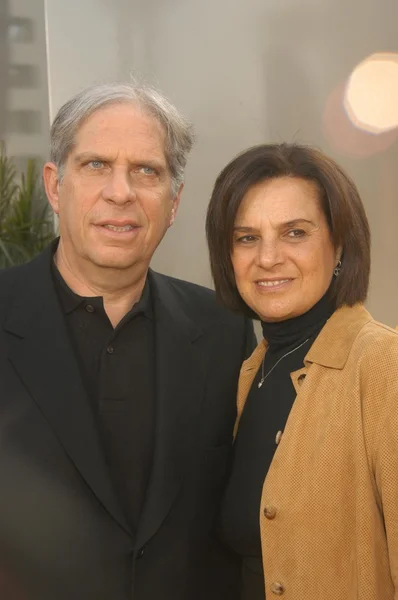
<box><xmin>51</xmin><ymin>250</ymin><xmax>153</xmax><ymax>320</ymax></box>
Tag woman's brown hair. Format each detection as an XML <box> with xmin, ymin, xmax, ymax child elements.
<box><xmin>206</xmin><ymin>143</ymin><xmax>371</xmax><ymax>319</ymax></box>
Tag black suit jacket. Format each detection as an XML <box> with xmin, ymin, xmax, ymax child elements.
<box><xmin>0</xmin><ymin>245</ymin><xmax>255</xmax><ymax>600</ymax></box>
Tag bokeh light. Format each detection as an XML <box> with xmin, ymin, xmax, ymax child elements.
<box><xmin>345</xmin><ymin>52</ymin><xmax>398</xmax><ymax>134</ymax></box>
<box><xmin>323</xmin><ymin>81</ymin><xmax>398</xmax><ymax>158</ymax></box>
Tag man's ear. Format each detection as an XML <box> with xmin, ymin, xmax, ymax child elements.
<box><xmin>168</xmin><ymin>183</ymin><xmax>184</xmax><ymax>227</ymax></box>
<box><xmin>43</xmin><ymin>162</ymin><xmax>61</xmax><ymax>214</ymax></box>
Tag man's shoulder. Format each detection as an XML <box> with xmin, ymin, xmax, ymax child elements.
<box><xmin>0</xmin><ymin>248</ymin><xmax>51</xmax><ymax>310</ymax></box>
<box><xmin>0</xmin><ymin>264</ymin><xmax>21</xmax><ymax>281</ymax></box>
<box><xmin>154</xmin><ymin>271</ymin><xmax>216</xmax><ymax>299</ymax></box>
<box><xmin>0</xmin><ymin>264</ymin><xmax>29</xmax><ymax>326</ymax></box>
<box><xmin>150</xmin><ymin>271</ymin><xmax>244</xmax><ymax>324</ymax></box>
<box><xmin>0</xmin><ymin>244</ymin><xmax>51</xmax><ymax>281</ymax></box>
<box><xmin>0</xmin><ymin>263</ymin><xmax>25</xmax><ymax>296</ymax></box>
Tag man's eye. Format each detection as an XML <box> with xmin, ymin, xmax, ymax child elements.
<box><xmin>88</xmin><ymin>160</ymin><xmax>104</xmax><ymax>169</ymax></box>
<box><xmin>139</xmin><ymin>166</ymin><xmax>156</xmax><ymax>175</ymax></box>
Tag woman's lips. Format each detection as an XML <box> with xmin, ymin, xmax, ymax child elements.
<box><xmin>255</xmin><ymin>279</ymin><xmax>292</xmax><ymax>290</ymax></box>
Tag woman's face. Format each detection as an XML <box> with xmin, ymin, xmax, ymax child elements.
<box><xmin>231</xmin><ymin>176</ymin><xmax>341</xmax><ymax>322</ymax></box>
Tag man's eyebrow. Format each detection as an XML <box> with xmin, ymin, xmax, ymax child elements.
<box><xmin>73</xmin><ymin>152</ymin><xmax>167</xmax><ymax>171</ymax></box>
<box><xmin>73</xmin><ymin>152</ymin><xmax>106</xmax><ymax>163</ymax></box>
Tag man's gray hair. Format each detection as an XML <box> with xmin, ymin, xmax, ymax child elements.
<box><xmin>50</xmin><ymin>81</ymin><xmax>195</xmax><ymax>196</ymax></box>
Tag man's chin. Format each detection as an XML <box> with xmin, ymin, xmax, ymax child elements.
<box><xmin>89</xmin><ymin>251</ymin><xmax>141</xmax><ymax>271</ymax></box>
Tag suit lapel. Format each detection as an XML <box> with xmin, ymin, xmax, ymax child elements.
<box><xmin>135</xmin><ymin>271</ymin><xmax>207</xmax><ymax>549</ymax></box>
<box><xmin>4</xmin><ymin>247</ymin><xmax>130</xmax><ymax>534</ymax></box>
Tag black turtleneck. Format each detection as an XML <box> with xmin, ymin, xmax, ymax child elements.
<box><xmin>218</xmin><ymin>294</ymin><xmax>333</xmax><ymax>600</ymax></box>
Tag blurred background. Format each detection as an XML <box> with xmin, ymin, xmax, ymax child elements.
<box><xmin>1</xmin><ymin>0</ymin><xmax>397</xmax><ymax>326</ymax></box>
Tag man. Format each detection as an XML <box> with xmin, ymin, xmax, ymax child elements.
<box><xmin>0</xmin><ymin>82</ymin><xmax>254</xmax><ymax>600</ymax></box>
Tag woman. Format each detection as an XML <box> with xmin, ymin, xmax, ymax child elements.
<box><xmin>206</xmin><ymin>143</ymin><xmax>398</xmax><ymax>600</ymax></box>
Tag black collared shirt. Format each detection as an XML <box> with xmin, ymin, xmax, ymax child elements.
<box><xmin>51</xmin><ymin>262</ymin><xmax>155</xmax><ymax>536</ymax></box>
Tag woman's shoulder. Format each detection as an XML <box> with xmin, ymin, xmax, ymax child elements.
<box><xmin>350</xmin><ymin>315</ymin><xmax>398</xmax><ymax>450</ymax></box>
<box><xmin>354</xmin><ymin>313</ymin><xmax>398</xmax><ymax>357</ymax></box>
<box><xmin>307</xmin><ymin>303</ymin><xmax>398</xmax><ymax>367</ymax></box>
<box><xmin>327</xmin><ymin>303</ymin><xmax>398</xmax><ymax>354</ymax></box>
<box><xmin>348</xmin><ymin>312</ymin><xmax>398</xmax><ymax>389</ymax></box>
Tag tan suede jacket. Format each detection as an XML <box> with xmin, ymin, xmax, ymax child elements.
<box><xmin>234</xmin><ymin>304</ymin><xmax>398</xmax><ymax>599</ymax></box>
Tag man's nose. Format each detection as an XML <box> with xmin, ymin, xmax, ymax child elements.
<box><xmin>103</xmin><ymin>170</ymin><xmax>135</xmax><ymax>205</ymax></box>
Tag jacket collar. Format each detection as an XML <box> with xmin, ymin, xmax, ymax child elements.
<box><xmin>235</xmin><ymin>304</ymin><xmax>372</xmax><ymax>439</ymax></box>
<box><xmin>242</xmin><ymin>304</ymin><xmax>372</xmax><ymax>377</ymax></box>
<box><xmin>134</xmin><ymin>270</ymin><xmax>206</xmax><ymax>548</ymax></box>
<box><xmin>4</xmin><ymin>245</ymin><xmax>206</xmax><ymax>544</ymax></box>
<box><xmin>3</xmin><ymin>244</ymin><xmax>132</xmax><ymax>534</ymax></box>
<box><xmin>304</xmin><ymin>304</ymin><xmax>372</xmax><ymax>369</ymax></box>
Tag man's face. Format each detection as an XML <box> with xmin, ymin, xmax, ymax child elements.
<box><xmin>44</xmin><ymin>103</ymin><xmax>182</xmax><ymax>273</ymax></box>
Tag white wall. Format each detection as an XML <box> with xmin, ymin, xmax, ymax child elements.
<box><xmin>5</xmin><ymin>0</ymin><xmax>49</xmax><ymax>169</ymax></box>
<box><xmin>45</xmin><ymin>0</ymin><xmax>398</xmax><ymax>327</ymax></box>
<box><xmin>44</xmin><ymin>0</ymin><xmax>126</xmax><ymax>120</ymax></box>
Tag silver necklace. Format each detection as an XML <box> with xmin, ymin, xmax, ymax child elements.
<box><xmin>258</xmin><ymin>337</ymin><xmax>310</xmax><ymax>389</ymax></box>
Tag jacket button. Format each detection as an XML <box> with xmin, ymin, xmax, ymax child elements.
<box><xmin>136</xmin><ymin>546</ymin><xmax>146</xmax><ymax>559</ymax></box>
<box><xmin>263</xmin><ymin>505</ymin><xmax>277</xmax><ymax>520</ymax></box>
<box><xmin>270</xmin><ymin>581</ymin><xmax>285</xmax><ymax>595</ymax></box>
<box><xmin>275</xmin><ymin>430</ymin><xmax>283</xmax><ymax>445</ymax></box>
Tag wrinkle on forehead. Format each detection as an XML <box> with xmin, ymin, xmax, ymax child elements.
<box><xmin>235</xmin><ymin>177</ymin><xmax>326</xmax><ymax>230</ymax></box>
<box><xmin>72</xmin><ymin>104</ymin><xmax>167</xmax><ymax>163</ymax></box>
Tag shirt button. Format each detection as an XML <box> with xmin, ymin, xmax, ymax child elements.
<box><xmin>275</xmin><ymin>430</ymin><xmax>283</xmax><ymax>445</ymax></box>
<box><xmin>270</xmin><ymin>581</ymin><xmax>285</xmax><ymax>595</ymax></box>
<box><xmin>106</xmin><ymin>345</ymin><xmax>114</xmax><ymax>354</ymax></box>
<box><xmin>136</xmin><ymin>546</ymin><xmax>146</xmax><ymax>559</ymax></box>
<box><xmin>85</xmin><ymin>304</ymin><xmax>95</xmax><ymax>313</ymax></box>
<box><xmin>263</xmin><ymin>505</ymin><xmax>277</xmax><ymax>520</ymax></box>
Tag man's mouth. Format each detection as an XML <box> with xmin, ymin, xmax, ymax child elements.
<box><xmin>102</xmin><ymin>224</ymin><xmax>135</xmax><ymax>232</ymax></box>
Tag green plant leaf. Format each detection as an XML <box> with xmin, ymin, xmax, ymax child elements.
<box><xmin>0</xmin><ymin>142</ymin><xmax>18</xmax><ymax>226</ymax></box>
<box><xmin>0</xmin><ymin>145</ymin><xmax>54</xmax><ymax>267</ymax></box>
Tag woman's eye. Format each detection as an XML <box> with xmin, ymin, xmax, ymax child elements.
<box><xmin>287</xmin><ymin>229</ymin><xmax>306</xmax><ymax>238</ymax></box>
<box><xmin>235</xmin><ymin>235</ymin><xmax>257</xmax><ymax>244</ymax></box>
